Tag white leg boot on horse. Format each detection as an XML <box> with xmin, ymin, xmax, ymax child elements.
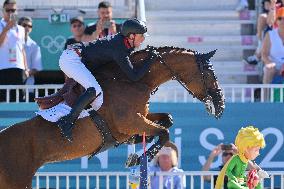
<box><xmin>56</xmin><ymin>87</ymin><xmax>97</xmax><ymax>142</ymax></box>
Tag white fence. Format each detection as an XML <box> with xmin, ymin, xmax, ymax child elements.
<box><xmin>150</xmin><ymin>84</ymin><xmax>284</xmax><ymax>103</ymax></box>
<box><xmin>33</xmin><ymin>171</ymin><xmax>284</xmax><ymax>189</ymax></box>
<box><xmin>0</xmin><ymin>84</ymin><xmax>284</xmax><ymax>103</ymax></box>
<box><xmin>0</xmin><ymin>85</ymin><xmax>62</xmax><ymax>103</ymax></box>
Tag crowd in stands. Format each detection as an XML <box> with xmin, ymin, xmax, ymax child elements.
<box><xmin>0</xmin><ymin>0</ymin><xmax>29</xmax><ymax>101</ymax></box>
<box><xmin>246</xmin><ymin>0</ymin><xmax>284</xmax><ymax>86</ymax></box>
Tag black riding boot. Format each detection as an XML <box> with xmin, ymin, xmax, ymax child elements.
<box><xmin>57</xmin><ymin>87</ymin><xmax>97</xmax><ymax>142</ymax></box>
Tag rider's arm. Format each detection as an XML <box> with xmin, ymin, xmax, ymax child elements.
<box><xmin>115</xmin><ymin>55</ymin><xmax>156</xmax><ymax>81</ymax></box>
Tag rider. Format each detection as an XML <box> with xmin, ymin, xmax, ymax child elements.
<box><xmin>57</xmin><ymin>18</ymin><xmax>157</xmax><ymax>141</ymax></box>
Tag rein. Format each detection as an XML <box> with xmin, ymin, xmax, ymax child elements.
<box><xmin>152</xmin><ymin>50</ymin><xmax>209</xmax><ymax>101</ymax></box>
<box><xmin>96</xmin><ymin>47</ymin><xmax>211</xmax><ymax>102</ymax></box>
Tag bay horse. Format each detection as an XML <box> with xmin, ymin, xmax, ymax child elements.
<box><xmin>0</xmin><ymin>46</ymin><xmax>224</xmax><ymax>189</ymax></box>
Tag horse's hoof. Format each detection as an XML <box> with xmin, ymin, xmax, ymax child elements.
<box><xmin>125</xmin><ymin>153</ymin><xmax>140</xmax><ymax>168</ymax></box>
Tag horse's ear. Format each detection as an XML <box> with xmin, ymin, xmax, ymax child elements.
<box><xmin>204</xmin><ymin>49</ymin><xmax>217</xmax><ymax>61</ymax></box>
<box><xmin>194</xmin><ymin>49</ymin><xmax>217</xmax><ymax>63</ymax></box>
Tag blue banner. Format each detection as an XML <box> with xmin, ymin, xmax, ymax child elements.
<box><xmin>0</xmin><ymin>103</ymin><xmax>284</xmax><ymax>172</ymax></box>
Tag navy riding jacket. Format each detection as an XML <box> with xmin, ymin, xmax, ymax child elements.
<box><xmin>73</xmin><ymin>33</ymin><xmax>153</xmax><ymax>81</ymax></box>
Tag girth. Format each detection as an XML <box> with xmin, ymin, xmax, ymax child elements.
<box><xmin>88</xmin><ymin>110</ymin><xmax>119</xmax><ymax>159</ymax></box>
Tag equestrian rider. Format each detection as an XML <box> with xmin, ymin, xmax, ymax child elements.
<box><xmin>57</xmin><ymin>18</ymin><xmax>157</xmax><ymax>141</ymax></box>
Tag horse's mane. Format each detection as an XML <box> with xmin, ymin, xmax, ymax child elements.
<box><xmin>95</xmin><ymin>46</ymin><xmax>196</xmax><ymax>81</ymax></box>
<box><xmin>131</xmin><ymin>46</ymin><xmax>196</xmax><ymax>58</ymax></box>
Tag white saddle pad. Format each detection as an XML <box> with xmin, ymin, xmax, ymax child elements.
<box><xmin>36</xmin><ymin>102</ymin><xmax>90</xmax><ymax>122</ymax></box>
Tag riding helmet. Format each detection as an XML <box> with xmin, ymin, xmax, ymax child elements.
<box><xmin>121</xmin><ymin>18</ymin><xmax>147</xmax><ymax>37</ymax></box>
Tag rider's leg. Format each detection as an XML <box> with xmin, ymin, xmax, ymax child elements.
<box><xmin>56</xmin><ymin>49</ymin><xmax>103</xmax><ymax>141</ymax></box>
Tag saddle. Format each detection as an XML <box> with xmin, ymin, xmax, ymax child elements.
<box><xmin>35</xmin><ymin>78</ymin><xmax>119</xmax><ymax>158</ymax></box>
<box><xmin>35</xmin><ymin>78</ymin><xmax>85</xmax><ymax>109</ymax></box>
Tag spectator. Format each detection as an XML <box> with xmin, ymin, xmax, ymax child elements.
<box><xmin>258</xmin><ymin>0</ymin><xmax>284</xmax><ymax>41</ymax></box>
<box><xmin>236</xmin><ymin>0</ymin><xmax>249</xmax><ymax>11</ymax></box>
<box><xmin>83</xmin><ymin>1</ymin><xmax>121</xmax><ymax>41</ymax></box>
<box><xmin>150</xmin><ymin>141</ymin><xmax>186</xmax><ymax>189</ymax></box>
<box><xmin>64</xmin><ymin>16</ymin><xmax>85</xmax><ymax>49</ymax></box>
<box><xmin>0</xmin><ymin>0</ymin><xmax>27</xmax><ymax>102</ymax></box>
<box><xmin>202</xmin><ymin>143</ymin><xmax>237</xmax><ymax>189</ymax></box>
<box><xmin>266</xmin><ymin>0</ymin><xmax>283</xmax><ymax>29</ymax></box>
<box><xmin>246</xmin><ymin>0</ymin><xmax>273</xmax><ymax>65</ymax></box>
<box><xmin>18</xmin><ymin>16</ymin><xmax>42</xmax><ymax>101</ymax></box>
<box><xmin>262</xmin><ymin>7</ymin><xmax>284</xmax><ymax>85</ymax></box>
<box><xmin>259</xmin><ymin>0</ymin><xmax>275</xmax><ymax>35</ymax></box>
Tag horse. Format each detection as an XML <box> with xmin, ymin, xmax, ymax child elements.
<box><xmin>0</xmin><ymin>46</ymin><xmax>225</xmax><ymax>188</ymax></box>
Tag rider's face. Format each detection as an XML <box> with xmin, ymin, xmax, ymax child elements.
<box><xmin>129</xmin><ymin>34</ymin><xmax>145</xmax><ymax>48</ymax></box>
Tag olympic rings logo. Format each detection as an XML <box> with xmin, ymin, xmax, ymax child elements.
<box><xmin>41</xmin><ymin>35</ymin><xmax>66</xmax><ymax>54</ymax></box>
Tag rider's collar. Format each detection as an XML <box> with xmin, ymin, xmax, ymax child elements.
<box><xmin>123</xmin><ymin>37</ymin><xmax>132</xmax><ymax>49</ymax></box>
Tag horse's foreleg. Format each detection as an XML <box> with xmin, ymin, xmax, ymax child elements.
<box><xmin>124</xmin><ymin>113</ymin><xmax>173</xmax><ymax>144</ymax></box>
<box><xmin>124</xmin><ymin>113</ymin><xmax>170</xmax><ymax>167</ymax></box>
<box><xmin>145</xmin><ymin>128</ymin><xmax>169</xmax><ymax>160</ymax></box>
<box><xmin>117</xmin><ymin>112</ymin><xmax>166</xmax><ymax>136</ymax></box>
<box><xmin>126</xmin><ymin>128</ymin><xmax>169</xmax><ymax>167</ymax></box>
<box><xmin>146</xmin><ymin>113</ymin><xmax>173</xmax><ymax>129</ymax></box>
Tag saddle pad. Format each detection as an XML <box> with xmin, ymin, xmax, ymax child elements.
<box><xmin>36</xmin><ymin>102</ymin><xmax>90</xmax><ymax>122</ymax></box>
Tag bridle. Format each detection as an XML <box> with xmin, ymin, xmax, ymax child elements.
<box><xmin>149</xmin><ymin>48</ymin><xmax>211</xmax><ymax>102</ymax></box>
<box><xmin>149</xmin><ymin>47</ymin><xmax>225</xmax><ymax>118</ymax></box>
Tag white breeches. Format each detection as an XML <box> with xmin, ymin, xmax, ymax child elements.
<box><xmin>59</xmin><ymin>49</ymin><xmax>103</xmax><ymax>110</ymax></box>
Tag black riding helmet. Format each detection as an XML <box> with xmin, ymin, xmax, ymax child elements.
<box><xmin>121</xmin><ymin>18</ymin><xmax>147</xmax><ymax>37</ymax></box>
